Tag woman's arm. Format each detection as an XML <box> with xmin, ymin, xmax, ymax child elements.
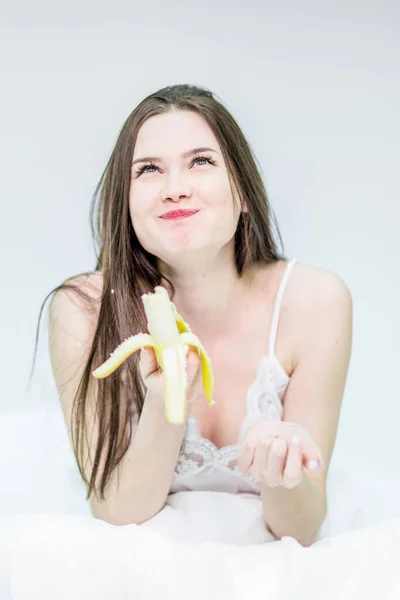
<box><xmin>49</xmin><ymin>276</ymin><xmax>186</xmax><ymax>526</ymax></box>
<box><xmin>260</xmin><ymin>269</ymin><xmax>353</xmax><ymax>546</ymax></box>
<box><xmin>90</xmin><ymin>390</ymin><xmax>187</xmax><ymax>526</ymax></box>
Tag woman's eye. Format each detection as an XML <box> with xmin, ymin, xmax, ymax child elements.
<box><xmin>142</xmin><ymin>165</ymin><xmax>157</xmax><ymax>174</ymax></box>
<box><xmin>134</xmin><ymin>164</ymin><xmax>157</xmax><ymax>176</ymax></box>
<box><xmin>135</xmin><ymin>155</ymin><xmax>214</xmax><ymax>177</ymax></box>
<box><xmin>192</xmin><ymin>155</ymin><xmax>215</xmax><ymax>167</ymax></box>
<box><xmin>193</xmin><ymin>157</ymin><xmax>208</xmax><ymax>166</ymax></box>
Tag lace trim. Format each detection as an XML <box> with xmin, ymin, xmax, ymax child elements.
<box><xmin>127</xmin><ymin>355</ymin><xmax>289</xmax><ymax>486</ymax></box>
<box><xmin>174</xmin><ymin>355</ymin><xmax>288</xmax><ymax>483</ymax></box>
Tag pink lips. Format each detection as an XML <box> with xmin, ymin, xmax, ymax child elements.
<box><xmin>160</xmin><ymin>209</ymin><xmax>199</xmax><ymax>220</ymax></box>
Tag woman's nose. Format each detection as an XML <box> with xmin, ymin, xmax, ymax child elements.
<box><xmin>160</xmin><ymin>172</ymin><xmax>193</xmax><ymax>202</ymax></box>
<box><xmin>161</xmin><ymin>185</ymin><xmax>192</xmax><ymax>202</ymax></box>
<box><xmin>161</xmin><ymin>191</ymin><xmax>192</xmax><ymax>203</ymax></box>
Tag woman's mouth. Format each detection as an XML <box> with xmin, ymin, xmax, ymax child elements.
<box><xmin>160</xmin><ymin>209</ymin><xmax>199</xmax><ymax>220</ymax></box>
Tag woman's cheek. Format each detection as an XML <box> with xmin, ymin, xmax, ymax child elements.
<box><xmin>129</xmin><ymin>210</ymin><xmax>149</xmax><ymax>247</ymax></box>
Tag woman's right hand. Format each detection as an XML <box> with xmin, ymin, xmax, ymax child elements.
<box><xmin>138</xmin><ymin>345</ymin><xmax>203</xmax><ymax>406</ymax></box>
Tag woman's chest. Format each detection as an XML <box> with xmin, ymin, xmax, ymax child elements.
<box><xmin>188</xmin><ymin>346</ymin><xmax>275</xmax><ymax>449</ymax></box>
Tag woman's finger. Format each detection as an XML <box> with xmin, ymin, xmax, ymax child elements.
<box><xmin>282</xmin><ymin>437</ymin><xmax>303</xmax><ymax>488</ymax></box>
<box><xmin>264</xmin><ymin>437</ymin><xmax>288</xmax><ymax>487</ymax></box>
<box><xmin>300</xmin><ymin>437</ymin><xmax>325</xmax><ymax>473</ymax></box>
<box><xmin>185</xmin><ymin>347</ymin><xmax>202</xmax><ymax>389</ymax></box>
<box><xmin>139</xmin><ymin>347</ymin><xmax>159</xmax><ymax>379</ymax></box>
<box><xmin>238</xmin><ymin>437</ymin><xmax>258</xmax><ymax>473</ymax></box>
<box><xmin>251</xmin><ymin>436</ymin><xmax>275</xmax><ymax>481</ymax></box>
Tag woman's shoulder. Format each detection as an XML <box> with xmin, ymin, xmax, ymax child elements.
<box><xmin>272</xmin><ymin>259</ymin><xmax>352</xmax><ymax>372</ymax></box>
<box><xmin>48</xmin><ymin>272</ymin><xmax>105</xmax><ymax>379</ymax></box>
<box><xmin>49</xmin><ymin>270</ymin><xmax>104</xmax><ymax>330</ymax></box>
<box><xmin>63</xmin><ymin>270</ymin><xmax>104</xmax><ymax>295</ymax></box>
<box><xmin>281</xmin><ymin>261</ymin><xmax>352</xmax><ymax>360</ymax></box>
<box><xmin>76</xmin><ymin>269</ymin><xmax>103</xmax><ymax>285</ymax></box>
<box><xmin>287</xmin><ymin>260</ymin><xmax>351</xmax><ymax>309</ymax></box>
<box><xmin>254</xmin><ymin>258</ymin><xmax>352</xmax><ymax>334</ymax></box>
<box><xmin>254</xmin><ymin>258</ymin><xmax>350</xmax><ymax>302</ymax></box>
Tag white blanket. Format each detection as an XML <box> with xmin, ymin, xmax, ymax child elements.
<box><xmin>2</xmin><ymin>403</ymin><xmax>400</xmax><ymax>598</ymax></box>
<box><xmin>1</xmin><ymin>491</ymin><xmax>400</xmax><ymax>600</ymax></box>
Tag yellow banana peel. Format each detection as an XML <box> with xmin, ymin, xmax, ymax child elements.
<box><xmin>92</xmin><ymin>286</ymin><xmax>214</xmax><ymax>424</ymax></box>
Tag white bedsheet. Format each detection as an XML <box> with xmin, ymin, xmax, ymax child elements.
<box><xmin>1</xmin><ymin>493</ymin><xmax>400</xmax><ymax>599</ymax></box>
<box><xmin>1</xmin><ymin>403</ymin><xmax>400</xmax><ymax>598</ymax></box>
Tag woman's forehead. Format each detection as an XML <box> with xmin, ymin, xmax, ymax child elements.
<box><xmin>134</xmin><ymin>111</ymin><xmax>219</xmax><ymax>157</ymax></box>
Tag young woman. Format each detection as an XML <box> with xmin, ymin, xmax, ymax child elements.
<box><xmin>5</xmin><ymin>82</ymin><xmax>400</xmax><ymax>599</ymax></box>
<box><xmin>45</xmin><ymin>83</ymin><xmax>352</xmax><ymax>548</ymax></box>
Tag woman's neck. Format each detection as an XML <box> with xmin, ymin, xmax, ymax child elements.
<box><xmin>159</xmin><ymin>257</ymin><xmax>257</xmax><ymax>337</ymax></box>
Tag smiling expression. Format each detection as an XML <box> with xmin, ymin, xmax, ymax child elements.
<box><xmin>129</xmin><ymin>110</ymin><xmax>243</xmax><ymax>261</ymax></box>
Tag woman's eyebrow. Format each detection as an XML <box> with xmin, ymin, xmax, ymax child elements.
<box><xmin>131</xmin><ymin>146</ymin><xmax>218</xmax><ymax>166</ymax></box>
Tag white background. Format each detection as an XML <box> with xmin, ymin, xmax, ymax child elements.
<box><xmin>0</xmin><ymin>1</ymin><xmax>399</xmax><ymax>520</ymax></box>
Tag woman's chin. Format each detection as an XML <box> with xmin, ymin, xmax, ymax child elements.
<box><xmin>158</xmin><ymin>243</ymin><xmax>214</xmax><ymax>267</ymax></box>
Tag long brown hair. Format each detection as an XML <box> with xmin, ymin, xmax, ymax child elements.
<box><xmin>30</xmin><ymin>84</ymin><xmax>286</xmax><ymax>501</ymax></box>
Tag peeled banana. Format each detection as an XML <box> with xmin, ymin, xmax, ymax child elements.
<box><xmin>92</xmin><ymin>286</ymin><xmax>214</xmax><ymax>424</ymax></box>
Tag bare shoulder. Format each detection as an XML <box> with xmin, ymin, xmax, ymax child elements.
<box><xmin>52</xmin><ymin>270</ymin><xmax>104</xmax><ymax>307</ymax></box>
<box><xmin>48</xmin><ymin>270</ymin><xmax>104</xmax><ymax>384</ymax></box>
<box><xmin>48</xmin><ymin>270</ymin><xmax>124</xmax><ymax>506</ymax></box>
<box><xmin>286</xmin><ymin>261</ymin><xmax>353</xmax><ymax>364</ymax></box>
<box><xmin>49</xmin><ymin>270</ymin><xmax>104</xmax><ymax>327</ymax></box>
<box><xmin>287</xmin><ymin>261</ymin><xmax>352</xmax><ymax>314</ymax></box>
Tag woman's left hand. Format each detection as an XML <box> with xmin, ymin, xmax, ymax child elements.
<box><xmin>237</xmin><ymin>421</ymin><xmax>325</xmax><ymax>489</ymax></box>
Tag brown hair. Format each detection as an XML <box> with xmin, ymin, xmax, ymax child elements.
<box><xmin>30</xmin><ymin>84</ymin><xmax>286</xmax><ymax>501</ymax></box>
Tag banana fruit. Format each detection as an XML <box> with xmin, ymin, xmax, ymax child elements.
<box><xmin>92</xmin><ymin>286</ymin><xmax>214</xmax><ymax>424</ymax></box>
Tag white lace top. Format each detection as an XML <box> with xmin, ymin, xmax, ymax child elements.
<box><xmin>129</xmin><ymin>258</ymin><xmax>298</xmax><ymax>496</ymax></box>
<box><xmin>171</xmin><ymin>352</ymin><xmax>291</xmax><ymax>495</ymax></box>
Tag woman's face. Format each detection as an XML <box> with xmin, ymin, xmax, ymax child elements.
<box><xmin>129</xmin><ymin>110</ymin><xmax>243</xmax><ymax>265</ymax></box>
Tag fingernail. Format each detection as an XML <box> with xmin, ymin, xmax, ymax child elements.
<box><xmin>291</xmin><ymin>436</ymin><xmax>300</xmax><ymax>446</ymax></box>
<box><xmin>308</xmin><ymin>460</ymin><xmax>319</xmax><ymax>471</ymax></box>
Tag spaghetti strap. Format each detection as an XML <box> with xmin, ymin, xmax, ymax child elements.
<box><xmin>268</xmin><ymin>258</ymin><xmax>298</xmax><ymax>356</ymax></box>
